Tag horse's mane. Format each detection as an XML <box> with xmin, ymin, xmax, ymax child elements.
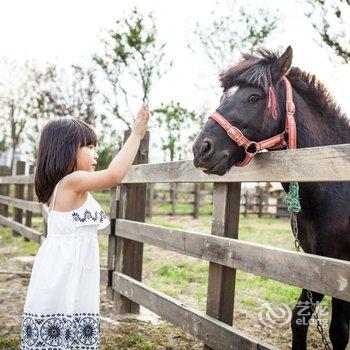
<box><xmin>219</xmin><ymin>49</ymin><xmax>349</xmax><ymax>133</ymax></box>
<box><xmin>287</xmin><ymin>68</ymin><xmax>349</xmax><ymax>131</ymax></box>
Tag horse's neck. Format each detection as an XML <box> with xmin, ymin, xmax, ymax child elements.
<box><xmin>294</xmin><ymin>92</ymin><xmax>350</xmax><ymax>148</ymax></box>
<box><xmin>282</xmin><ymin>92</ymin><xmax>350</xmax><ymax>220</ymax></box>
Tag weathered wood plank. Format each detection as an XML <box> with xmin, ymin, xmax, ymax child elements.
<box><xmin>205</xmin><ymin>183</ymin><xmax>241</xmax><ymax>349</ymax></box>
<box><xmin>13</xmin><ymin>161</ymin><xmax>25</xmax><ymax>237</ymax></box>
<box><xmin>115</xmin><ymin>219</ymin><xmax>350</xmax><ymax>302</ymax></box>
<box><xmin>0</xmin><ymin>174</ymin><xmax>32</xmax><ymax>184</ymax></box>
<box><xmin>112</xmin><ymin>272</ymin><xmax>274</xmax><ymax>350</ymax></box>
<box><xmin>193</xmin><ymin>183</ymin><xmax>200</xmax><ymax>219</ymax></box>
<box><xmin>106</xmin><ymin>180</ymin><xmax>118</xmax><ymax>300</ymax></box>
<box><xmin>171</xmin><ymin>183</ymin><xmax>177</xmax><ymax>216</ymax></box>
<box><xmin>0</xmin><ymin>214</ymin><xmax>44</xmax><ymax>243</ymax></box>
<box><xmin>122</xmin><ymin>143</ymin><xmax>350</xmax><ymax>183</ymax></box>
<box><xmin>113</xmin><ymin>130</ymin><xmax>149</xmax><ymax>315</ymax></box>
<box><xmin>100</xmin><ymin>267</ymin><xmax>108</xmax><ymax>285</ymax></box>
<box><xmin>24</xmin><ymin>164</ymin><xmax>35</xmax><ymax>242</ymax></box>
<box><xmin>0</xmin><ymin>195</ymin><xmax>42</xmax><ymax>213</ymax></box>
<box><xmin>1</xmin><ymin>144</ymin><xmax>350</xmax><ymax>185</ymax></box>
<box><xmin>0</xmin><ymin>166</ymin><xmax>11</xmax><ymax>221</ymax></box>
<box><xmin>145</xmin><ymin>183</ymin><xmax>154</xmax><ymax>218</ymax></box>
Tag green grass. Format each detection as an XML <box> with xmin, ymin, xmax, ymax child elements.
<box><xmin>145</xmin><ymin>260</ymin><xmax>208</xmax><ymax>299</ymax></box>
<box><xmin>100</xmin><ymin>321</ymin><xmax>198</xmax><ymax>350</ymax></box>
<box><xmin>92</xmin><ymin>191</ymin><xmax>110</xmax><ymax>214</ymax></box>
<box><xmin>110</xmin><ymin>325</ymin><xmax>156</xmax><ymax>350</ymax></box>
<box><xmin>0</xmin><ymin>336</ymin><xmax>20</xmax><ymax>350</ymax></box>
<box><xmin>0</xmin><ymin>226</ymin><xmax>39</xmax><ymax>256</ymax></box>
<box><xmin>154</xmin><ymin>202</ymin><xmax>212</xmax><ymax>216</ymax></box>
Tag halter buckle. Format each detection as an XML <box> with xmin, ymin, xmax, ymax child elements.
<box><xmin>227</xmin><ymin>126</ymin><xmax>245</xmax><ymax>146</ymax></box>
<box><xmin>286</xmin><ymin>100</ymin><xmax>295</xmax><ymax>114</ymax></box>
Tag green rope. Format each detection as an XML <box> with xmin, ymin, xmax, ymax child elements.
<box><xmin>283</xmin><ymin>181</ymin><xmax>301</xmax><ymax>213</ymax></box>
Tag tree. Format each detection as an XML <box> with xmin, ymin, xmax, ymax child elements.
<box><xmin>189</xmin><ymin>1</ymin><xmax>280</xmax><ymax>76</ymax></box>
<box><xmin>24</xmin><ymin>64</ymin><xmax>98</xmax><ymax>123</ymax></box>
<box><xmin>0</xmin><ymin>59</ymin><xmax>35</xmax><ymax>172</ymax></box>
<box><xmin>95</xmin><ymin>144</ymin><xmax>117</xmax><ymax>171</ymax></box>
<box><xmin>22</xmin><ymin>63</ymin><xmax>108</xmax><ymax>160</ymax></box>
<box><xmin>305</xmin><ymin>0</ymin><xmax>350</xmax><ymax>63</ymax></box>
<box><xmin>93</xmin><ymin>7</ymin><xmax>172</xmax><ymax>129</ymax></box>
<box><xmin>153</xmin><ymin>102</ymin><xmax>204</xmax><ymax>161</ymax></box>
<box><xmin>0</xmin><ymin>136</ymin><xmax>7</xmax><ymax>154</ymax></box>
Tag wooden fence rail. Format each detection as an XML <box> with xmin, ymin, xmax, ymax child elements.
<box><xmin>1</xmin><ymin>142</ymin><xmax>350</xmax><ymax>350</ymax></box>
<box><xmin>121</xmin><ymin>143</ymin><xmax>350</xmax><ymax>183</ymax></box>
<box><xmin>115</xmin><ymin>219</ymin><xmax>350</xmax><ymax>302</ymax></box>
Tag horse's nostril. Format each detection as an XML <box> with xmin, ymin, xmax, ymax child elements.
<box><xmin>201</xmin><ymin>139</ymin><xmax>215</xmax><ymax>157</ymax></box>
<box><xmin>202</xmin><ymin>142</ymin><xmax>210</xmax><ymax>153</ymax></box>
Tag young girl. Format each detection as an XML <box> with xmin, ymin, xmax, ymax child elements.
<box><xmin>20</xmin><ymin>105</ymin><xmax>150</xmax><ymax>349</ymax></box>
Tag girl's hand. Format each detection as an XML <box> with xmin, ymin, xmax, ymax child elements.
<box><xmin>131</xmin><ymin>104</ymin><xmax>150</xmax><ymax>140</ymax></box>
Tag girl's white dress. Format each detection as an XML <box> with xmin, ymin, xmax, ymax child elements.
<box><xmin>20</xmin><ymin>179</ymin><xmax>110</xmax><ymax>349</ymax></box>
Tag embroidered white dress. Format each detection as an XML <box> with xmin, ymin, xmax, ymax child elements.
<box><xmin>20</xmin><ymin>179</ymin><xmax>110</xmax><ymax>349</ymax></box>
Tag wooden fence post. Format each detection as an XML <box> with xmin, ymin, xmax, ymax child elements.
<box><xmin>106</xmin><ymin>147</ymin><xmax>124</xmax><ymax>301</ymax></box>
<box><xmin>12</xmin><ymin>160</ymin><xmax>25</xmax><ymax>237</ymax></box>
<box><xmin>146</xmin><ymin>183</ymin><xmax>154</xmax><ymax>218</ymax></box>
<box><xmin>258</xmin><ymin>185</ymin><xmax>263</xmax><ymax>218</ymax></box>
<box><xmin>24</xmin><ymin>164</ymin><xmax>34</xmax><ymax>241</ymax></box>
<box><xmin>171</xmin><ymin>183</ymin><xmax>177</xmax><ymax>216</ymax></box>
<box><xmin>193</xmin><ymin>183</ymin><xmax>200</xmax><ymax>219</ymax></box>
<box><xmin>113</xmin><ymin>130</ymin><xmax>149</xmax><ymax>314</ymax></box>
<box><xmin>276</xmin><ymin>197</ymin><xmax>289</xmax><ymax>219</ymax></box>
<box><xmin>244</xmin><ymin>190</ymin><xmax>248</xmax><ymax>217</ymax></box>
<box><xmin>204</xmin><ymin>182</ymin><xmax>241</xmax><ymax>350</ymax></box>
<box><xmin>0</xmin><ymin>166</ymin><xmax>11</xmax><ymax>226</ymax></box>
<box><xmin>106</xmin><ymin>183</ymin><xmax>121</xmax><ymax>301</ymax></box>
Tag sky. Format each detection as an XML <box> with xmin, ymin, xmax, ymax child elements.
<box><xmin>0</xmin><ymin>0</ymin><xmax>349</xmax><ymax>162</ymax></box>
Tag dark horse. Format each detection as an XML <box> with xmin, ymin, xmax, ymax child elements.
<box><xmin>192</xmin><ymin>46</ymin><xmax>350</xmax><ymax>349</ymax></box>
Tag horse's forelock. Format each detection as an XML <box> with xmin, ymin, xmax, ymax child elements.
<box><xmin>219</xmin><ymin>49</ymin><xmax>279</xmax><ymax>92</ymax></box>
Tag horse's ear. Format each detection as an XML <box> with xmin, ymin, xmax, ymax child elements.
<box><xmin>271</xmin><ymin>46</ymin><xmax>293</xmax><ymax>83</ymax></box>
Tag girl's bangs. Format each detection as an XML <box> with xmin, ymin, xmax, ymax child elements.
<box><xmin>77</xmin><ymin>122</ymin><xmax>98</xmax><ymax>147</ymax></box>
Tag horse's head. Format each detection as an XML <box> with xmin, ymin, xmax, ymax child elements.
<box><xmin>193</xmin><ymin>46</ymin><xmax>293</xmax><ymax>175</ymax></box>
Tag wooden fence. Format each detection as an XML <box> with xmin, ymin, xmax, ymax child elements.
<box><xmin>147</xmin><ymin>182</ymin><xmax>288</xmax><ymax>218</ymax></box>
<box><xmin>1</xmin><ymin>141</ymin><xmax>350</xmax><ymax>349</ymax></box>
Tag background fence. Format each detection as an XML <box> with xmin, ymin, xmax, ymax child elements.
<box><xmin>146</xmin><ymin>182</ymin><xmax>289</xmax><ymax>218</ymax></box>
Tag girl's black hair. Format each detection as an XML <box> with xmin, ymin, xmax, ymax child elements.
<box><xmin>34</xmin><ymin>117</ymin><xmax>97</xmax><ymax>203</ymax></box>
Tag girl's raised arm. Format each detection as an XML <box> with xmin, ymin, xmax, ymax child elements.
<box><xmin>65</xmin><ymin>104</ymin><xmax>149</xmax><ymax>192</ymax></box>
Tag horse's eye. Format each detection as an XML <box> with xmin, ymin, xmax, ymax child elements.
<box><xmin>248</xmin><ymin>94</ymin><xmax>261</xmax><ymax>103</ymax></box>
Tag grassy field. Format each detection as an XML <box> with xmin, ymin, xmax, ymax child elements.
<box><xmin>0</xmin><ymin>196</ymin><xmax>333</xmax><ymax>349</ymax></box>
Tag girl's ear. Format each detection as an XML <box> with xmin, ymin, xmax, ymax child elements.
<box><xmin>271</xmin><ymin>46</ymin><xmax>293</xmax><ymax>83</ymax></box>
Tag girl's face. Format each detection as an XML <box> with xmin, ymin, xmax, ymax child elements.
<box><xmin>76</xmin><ymin>144</ymin><xmax>99</xmax><ymax>172</ymax></box>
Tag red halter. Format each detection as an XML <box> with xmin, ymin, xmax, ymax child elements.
<box><xmin>209</xmin><ymin>77</ymin><xmax>297</xmax><ymax>167</ymax></box>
